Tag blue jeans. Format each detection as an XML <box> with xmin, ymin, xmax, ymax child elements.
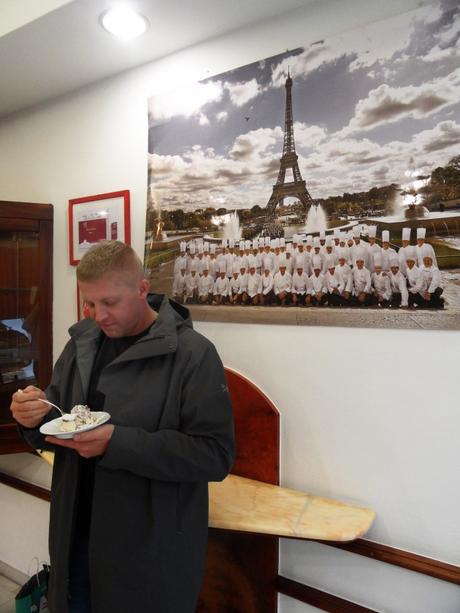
<box><xmin>68</xmin><ymin>537</ymin><xmax>92</xmax><ymax>613</ymax></box>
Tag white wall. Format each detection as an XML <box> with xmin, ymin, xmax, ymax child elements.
<box><xmin>1</xmin><ymin>0</ymin><xmax>459</xmax><ymax>611</ymax></box>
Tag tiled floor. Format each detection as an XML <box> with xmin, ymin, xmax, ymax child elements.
<box><xmin>0</xmin><ymin>574</ymin><xmax>20</xmax><ymax>613</ymax></box>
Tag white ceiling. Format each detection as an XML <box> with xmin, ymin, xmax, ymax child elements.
<box><xmin>0</xmin><ymin>0</ymin><xmax>316</xmax><ymax>120</ymax></box>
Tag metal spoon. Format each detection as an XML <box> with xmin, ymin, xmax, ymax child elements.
<box><xmin>37</xmin><ymin>398</ymin><xmax>66</xmax><ymax>416</ymax></box>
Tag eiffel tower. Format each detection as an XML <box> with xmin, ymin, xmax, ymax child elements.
<box><xmin>265</xmin><ymin>70</ymin><xmax>314</xmax><ymax>220</ymax></box>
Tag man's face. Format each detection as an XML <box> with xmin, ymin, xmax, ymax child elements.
<box><xmin>338</xmin><ymin>258</ymin><xmax>346</xmax><ymax>266</ymax></box>
<box><xmin>203</xmin><ymin>270</ymin><xmax>209</xmax><ymax>276</ymax></box>
<box><xmin>79</xmin><ymin>273</ymin><xmax>149</xmax><ymax>338</ymax></box>
<box><xmin>280</xmin><ymin>267</ymin><xmax>286</xmax><ymax>275</ymax></box>
<box><xmin>390</xmin><ymin>266</ymin><xmax>399</xmax><ymax>274</ymax></box>
<box><xmin>417</xmin><ymin>238</ymin><xmax>425</xmax><ymax>246</ymax></box>
<box><xmin>356</xmin><ymin>260</ymin><xmax>364</xmax><ymax>269</ymax></box>
<box><xmin>375</xmin><ymin>266</ymin><xmax>382</xmax><ymax>274</ymax></box>
<box><xmin>297</xmin><ymin>268</ymin><xmax>303</xmax><ymax>275</ymax></box>
<box><xmin>402</xmin><ymin>240</ymin><xmax>409</xmax><ymax>247</ymax></box>
<box><xmin>423</xmin><ymin>256</ymin><xmax>432</xmax><ymax>267</ymax></box>
<box><xmin>407</xmin><ymin>259</ymin><xmax>415</xmax><ymax>269</ymax></box>
<box><xmin>264</xmin><ymin>269</ymin><xmax>270</xmax><ymax>276</ymax></box>
<box><xmin>328</xmin><ymin>267</ymin><xmax>335</xmax><ymax>275</ymax></box>
<box><xmin>250</xmin><ymin>268</ymin><xmax>256</xmax><ymax>275</ymax></box>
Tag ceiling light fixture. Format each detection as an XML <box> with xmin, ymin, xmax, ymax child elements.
<box><xmin>101</xmin><ymin>7</ymin><xmax>149</xmax><ymax>41</ymax></box>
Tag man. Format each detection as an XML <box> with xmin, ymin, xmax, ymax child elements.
<box><xmin>405</xmin><ymin>248</ymin><xmax>424</xmax><ymax>308</ymax></box>
<box><xmin>398</xmin><ymin>227</ymin><xmax>412</xmax><ymax>275</ymax></box>
<box><xmin>214</xmin><ymin>268</ymin><xmax>230</xmax><ymax>305</ymax></box>
<box><xmin>10</xmin><ymin>240</ymin><xmax>234</xmax><ymax>613</ymax></box>
<box><xmin>352</xmin><ymin>250</ymin><xmax>372</xmax><ymax>306</ymax></box>
<box><xmin>172</xmin><ymin>266</ymin><xmax>187</xmax><ymax>304</ymax></box>
<box><xmin>371</xmin><ymin>254</ymin><xmax>391</xmax><ymax>308</ymax></box>
<box><xmin>308</xmin><ymin>255</ymin><xmax>327</xmax><ymax>307</ymax></box>
<box><xmin>380</xmin><ymin>230</ymin><xmax>397</xmax><ymax>272</ymax></box>
<box><xmin>324</xmin><ymin>256</ymin><xmax>344</xmax><ymax>306</ymax></box>
<box><xmin>291</xmin><ymin>265</ymin><xmax>309</xmax><ymax>306</ymax></box>
<box><xmin>197</xmin><ymin>266</ymin><xmax>214</xmax><ymax>304</ymax></box>
<box><xmin>273</xmin><ymin>264</ymin><xmax>291</xmax><ymax>305</ymax></box>
<box><xmin>388</xmin><ymin>257</ymin><xmax>409</xmax><ymax>308</ymax></box>
<box><xmin>418</xmin><ymin>248</ymin><xmax>444</xmax><ymax>308</ymax></box>
<box><xmin>246</xmin><ymin>265</ymin><xmax>262</xmax><ymax>305</ymax></box>
<box><xmin>261</xmin><ymin>267</ymin><xmax>274</xmax><ymax>306</ymax></box>
<box><xmin>415</xmin><ymin>227</ymin><xmax>438</xmax><ymax>268</ymax></box>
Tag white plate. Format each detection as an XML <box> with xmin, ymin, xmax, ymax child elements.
<box><xmin>39</xmin><ymin>411</ymin><xmax>111</xmax><ymax>439</ymax></box>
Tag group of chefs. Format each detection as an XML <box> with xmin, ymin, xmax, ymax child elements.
<box><xmin>171</xmin><ymin>224</ymin><xmax>444</xmax><ymax>309</ymax></box>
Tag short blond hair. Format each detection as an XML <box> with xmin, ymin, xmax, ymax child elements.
<box><xmin>77</xmin><ymin>240</ymin><xmax>144</xmax><ymax>285</ymax></box>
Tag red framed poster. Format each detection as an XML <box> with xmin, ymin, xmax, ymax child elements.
<box><xmin>68</xmin><ymin>190</ymin><xmax>130</xmax><ymax>265</ymax></box>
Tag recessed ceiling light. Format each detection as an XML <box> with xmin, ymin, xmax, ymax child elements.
<box><xmin>101</xmin><ymin>7</ymin><xmax>149</xmax><ymax>41</ymax></box>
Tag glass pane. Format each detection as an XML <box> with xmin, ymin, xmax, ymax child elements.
<box><xmin>0</xmin><ymin>230</ymin><xmax>40</xmax><ymax>424</ymax></box>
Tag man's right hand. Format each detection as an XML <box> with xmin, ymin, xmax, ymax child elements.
<box><xmin>10</xmin><ymin>386</ymin><xmax>49</xmax><ymax>428</ymax></box>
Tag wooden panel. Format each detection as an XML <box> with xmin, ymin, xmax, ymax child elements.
<box><xmin>327</xmin><ymin>538</ymin><xmax>460</xmax><ymax>586</ymax></box>
<box><xmin>198</xmin><ymin>368</ymin><xmax>280</xmax><ymax>612</ymax></box>
<box><xmin>275</xmin><ymin>575</ymin><xmax>377</xmax><ymax>613</ymax></box>
<box><xmin>0</xmin><ymin>201</ymin><xmax>53</xmax><ymax>220</ymax></box>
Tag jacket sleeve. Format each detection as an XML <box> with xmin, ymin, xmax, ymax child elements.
<box><xmin>17</xmin><ymin>340</ymin><xmax>75</xmax><ymax>452</ymax></box>
<box><xmin>99</xmin><ymin>344</ymin><xmax>235</xmax><ymax>483</ymax></box>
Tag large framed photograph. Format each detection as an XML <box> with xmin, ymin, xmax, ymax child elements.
<box><xmin>69</xmin><ymin>190</ymin><xmax>131</xmax><ymax>265</ymax></box>
<box><xmin>144</xmin><ymin>1</ymin><xmax>460</xmax><ymax>331</ymax></box>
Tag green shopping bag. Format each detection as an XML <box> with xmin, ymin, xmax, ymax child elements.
<box><xmin>15</xmin><ymin>559</ymin><xmax>50</xmax><ymax>613</ymax></box>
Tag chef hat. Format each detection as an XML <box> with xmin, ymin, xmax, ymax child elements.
<box><xmin>202</xmin><ymin>262</ymin><xmax>209</xmax><ymax>271</ymax></box>
<box><xmin>265</xmin><ymin>236</ymin><xmax>271</xmax><ymax>247</ymax></box>
<box><xmin>210</xmin><ymin>243</ymin><xmax>216</xmax><ymax>254</ymax></box>
<box><xmin>253</xmin><ymin>238</ymin><xmax>258</xmax><ymax>249</ymax></box>
<box><xmin>180</xmin><ymin>241</ymin><xmax>186</xmax><ymax>252</ymax></box>
<box><xmin>326</xmin><ymin>255</ymin><xmax>336</xmax><ymax>269</ymax></box>
<box><xmin>190</xmin><ymin>260</ymin><xmax>198</xmax><ymax>271</ymax></box>
<box><xmin>239</xmin><ymin>240</ymin><xmax>244</xmax><ymax>251</ymax></box>
<box><xmin>286</xmin><ymin>242</ymin><xmax>293</xmax><ymax>253</ymax></box>
<box><xmin>270</xmin><ymin>239</ymin><xmax>275</xmax><ymax>249</ymax></box>
<box><xmin>245</xmin><ymin>240</ymin><xmax>251</xmax><ymax>250</ymax></box>
<box><xmin>222</xmin><ymin>239</ymin><xmax>227</xmax><ymax>248</ymax></box>
<box><xmin>389</xmin><ymin>256</ymin><xmax>399</xmax><ymax>268</ymax></box>
<box><xmin>297</xmin><ymin>236</ymin><xmax>304</xmax><ymax>246</ymax></box>
<box><xmin>189</xmin><ymin>244</ymin><xmax>196</xmax><ymax>255</ymax></box>
<box><xmin>353</xmin><ymin>225</ymin><xmax>361</xmax><ymax>238</ymax></box>
<box><xmin>382</xmin><ymin>230</ymin><xmax>390</xmax><ymax>243</ymax></box>
<box><xmin>274</xmin><ymin>238</ymin><xmax>280</xmax><ymax>248</ymax></box>
<box><xmin>204</xmin><ymin>242</ymin><xmax>210</xmax><ymax>252</ymax></box>
<box><xmin>368</xmin><ymin>225</ymin><xmax>377</xmax><ymax>239</ymax></box>
<box><xmin>306</xmin><ymin>235</ymin><xmax>313</xmax><ymax>246</ymax></box>
<box><xmin>373</xmin><ymin>253</ymin><xmax>382</xmax><ymax>267</ymax></box>
<box><xmin>229</xmin><ymin>239</ymin><xmax>234</xmax><ymax>248</ymax></box>
<box><xmin>402</xmin><ymin>227</ymin><xmax>411</xmax><ymax>241</ymax></box>
<box><xmin>198</xmin><ymin>244</ymin><xmax>204</xmax><ymax>254</ymax></box>
<box><xmin>292</xmin><ymin>234</ymin><xmax>299</xmax><ymax>243</ymax></box>
<box><xmin>421</xmin><ymin>244</ymin><xmax>433</xmax><ymax>259</ymax></box>
<box><xmin>339</xmin><ymin>232</ymin><xmax>346</xmax><ymax>242</ymax></box>
<box><xmin>280</xmin><ymin>237</ymin><xmax>286</xmax><ymax>247</ymax></box>
<box><xmin>405</xmin><ymin>246</ymin><xmax>416</xmax><ymax>261</ymax></box>
<box><xmin>279</xmin><ymin>257</ymin><xmax>287</xmax><ymax>268</ymax></box>
<box><xmin>325</xmin><ymin>237</ymin><xmax>333</xmax><ymax>247</ymax></box>
<box><xmin>319</xmin><ymin>230</ymin><xmax>326</xmax><ymax>240</ymax></box>
<box><xmin>355</xmin><ymin>248</ymin><xmax>365</xmax><ymax>262</ymax></box>
<box><xmin>347</xmin><ymin>231</ymin><xmax>354</xmax><ymax>241</ymax></box>
<box><xmin>312</xmin><ymin>255</ymin><xmax>322</xmax><ymax>269</ymax></box>
<box><xmin>417</xmin><ymin>227</ymin><xmax>426</xmax><ymax>239</ymax></box>
<box><xmin>232</xmin><ymin>263</ymin><xmax>240</xmax><ymax>274</ymax></box>
<box><xmin>333</xmin><ymin>228</ymin><xmax>340</xmax><ymax>237</ymax></box>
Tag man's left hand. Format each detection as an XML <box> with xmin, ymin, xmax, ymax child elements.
<box><xmin>46</xmin><ymin>424</ymin><xmax>114</xmax><ymax>458</ymax></box>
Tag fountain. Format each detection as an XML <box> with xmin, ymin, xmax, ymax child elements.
<box><xmin>304</xmin><ymin>204</ymin><xmax>327</xmax><ymax>233</ymax></box>
<box><xmin>211</xmin><ymin>210</ymin><xmax>242</xmax><ymax>241</ymax></box>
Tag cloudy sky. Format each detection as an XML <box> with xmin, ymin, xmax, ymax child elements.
<box><xmin>147</xmin><ymin>0</ymin><xmax>460</xmax><ymax>211</ymax></box>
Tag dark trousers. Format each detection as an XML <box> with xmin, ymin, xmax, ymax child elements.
<box><xmin>68</xmin><ymin>537</ymin><xmax>92</xmax><ymax>613</ymax></box>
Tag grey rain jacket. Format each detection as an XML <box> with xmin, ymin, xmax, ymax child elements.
<box><xmin>20</xmin><ymin>294</ymin><xmax>234</xmax><ymax>613</ymax></box>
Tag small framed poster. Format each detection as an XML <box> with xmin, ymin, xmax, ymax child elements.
<box><xmin>69</xmin><ymin>190</ymin><xmax>131</xmax><ymax>265</ymax></box>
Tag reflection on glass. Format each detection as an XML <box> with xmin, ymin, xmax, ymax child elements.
<box><xmin>0</xmin><ymin>230</ymin><xmax>40</xmax><ymax>424</ymax></box>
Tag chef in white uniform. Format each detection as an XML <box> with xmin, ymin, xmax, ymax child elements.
<box><xmin>397</xmin><ymin>227</ymin><xmax>412</xmax><ymax>275</ymax></box>
<box><xmin>415</xmin><ymin>227</ymin><xmax>438</xmax><ymax>268</ymax></box>
<box><xmin>308</xmin><ymin>255</ymin><xmax>327</xmax><ymax>306</ymax></box>
<box><xmin>371</xmin><ymin>253</ymin><xmax>391</xmax><ymax>307</ymax></box>
<box><xmin>405</xmin><ymin>247</ymin><xmax>424</xmax><ymax>308</ymax></box>
<box><xmin>352</xmin><ymin>249</ymin><xmax>372</xmax><ymax>305</ymax></box>
<box><xmin>261</xmin><ymin>266</ymin><xmax>274</xmax><ymax>306</ymax></box>
<box><xmin>418</xmin><ymin>245</ymin><xmax>444</xmax><ymax>308</ymax></box>
<box><xmin>380</xmin><ymin>230</ymin><xmax>397</xmax><ymax>272</ymax></box>
<box><xmin>324</xmin><ymin>255</ymin><xmax>344</xmax><ymax>306</ymax></box>
<box><xmin>367</xmin><ymin>225</ymin><xmax>381</xmax><ymax>272</ymax></box>
<box><xmin>273</xmin><ymin>264</ymin><xmax>292</xmax><ymax>306</ymax></box>
<box><xmin>291</xmin><ymin>265</ymin><xmax>309</xmax><ymax>306</ymax></box>
<box><xmin>388</xmin><ymin>256</ymin><xmax>409</xmax><ymax>308</ymax></box>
